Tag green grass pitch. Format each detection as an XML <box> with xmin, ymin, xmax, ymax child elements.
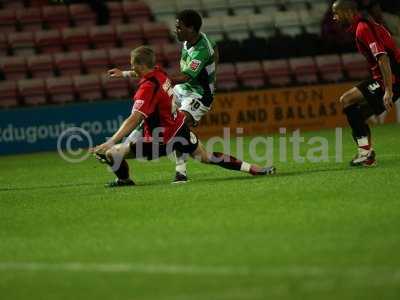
<box><xmin>1</xmin><ymin>124</ymin><xmax>400</xmax><ymax>300</ymax></box>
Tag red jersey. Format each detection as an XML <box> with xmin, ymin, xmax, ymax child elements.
<box><xmin>350</xmin><ymin>14</ymin><xmax>400</xmax><ymax>86</ymax></box>
<box><xmin>132</xmin><ymin>67</ymin><xmax>185</xmax><ymax>143</ymax></box>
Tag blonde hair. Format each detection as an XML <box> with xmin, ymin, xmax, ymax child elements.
<box><xmin>131</xmin><ymin>46</ymin><xmax>156</xmax><ymax>68</ymax></box>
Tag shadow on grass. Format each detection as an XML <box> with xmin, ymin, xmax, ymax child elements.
<box><xmin>0</xmin><ymin>182</ymin><xmax>97</xmax><ymax>192</ymax></box>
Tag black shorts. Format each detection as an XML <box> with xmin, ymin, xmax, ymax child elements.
<box><xmin>129</xmin><ymin>124</ymin><xmax>199</xmax><ymax>160</ymax></box>
<box><xmin>356</xmin><ymin>79</ymin><xmax>400</xmax><ymax>115</ymax></box>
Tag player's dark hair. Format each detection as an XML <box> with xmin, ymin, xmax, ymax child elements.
<box><xmin>176</xmin><ymin>9</ymin><xmax>202</xmax><ymax>32</ymax></box>
<box><xmin>131</xmin><ymin>46</ymin><xmax>156</xmax><ymax>68</ymax></box>
<box><xmin>333</xmin><ymin>0</ymin><xmax>359</xmax><ymax>11</ymax></box>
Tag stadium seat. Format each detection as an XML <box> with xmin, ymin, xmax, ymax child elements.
<box><xmin>2</xmin><ymin>1</ymin><xmax>25</xmax><ymax>9</ymax></box>
<box><xmin>74</xmin><ymin>74</ymin><xmax>103</xmax><ymax>101</ymax></box>
<box><xmin>298</xmin><ymin>9</ymin><xmax>324</xmax><ymax>35</ymax></box>
<box><xmin>176</xmin><ymin>0</ymin><xmax>203</xmax><ymax>13</ymax></box>
<box><xmin>145</xmin><ymin>0</ymin><xmax>177</xmax><ymax>23</ymax></box>
<box><xmin>216</xmin><ymin>63</ymin><xmax>239</xmax><ymax>91</ymax></box>
<box><xmin>69</xmin><ymin>3</ymin><xmax>96</xmax><ymax>27</ymax></box>
<box><xmin>101</xmin><ymin>74</ymin><xmax>130</xmax><ymax>99</ymax></box>
<box><xmin>273</xmin><ymin>11</ymin><xmax>302</xmax><ymax>36</ymax></box>
<box><xmin>236</xmin><ymin>61</ymin><xmax>265</xmax><ymax>88</ymax></box>
<box><xmin>18</xmin><ymin>78</ymin><xmax>47</xmax><ymax>106</ymax></box>
<box><xmin>0</xmin><ymin>8</ymin><xmax>17</xmax><ymax>33</ymax></box>
<box><xmin>0</xmin><ymin>33</ymin><xmax>8</xmax><ymax>56</ymax></box>
<box><xmin>46</xmin><ymin>76</ymin><xmax>75</xmax><ymax>104</ymax></box>
<box><xmin>263</xmin><ymin>59</ymin><xmax>293</xmax><ymax>86</ymax></box>
<box><xmin>228</xmin><ymin>0</ymin><xmax>256</xmax><ymax>15</ymax></box>
<box><xmin>311</xmin><ymin>0</ymin><xmax>330</xmax><ymax>14</ymax></box>
<box><xmin>201</xmin><ymin>17</ymin><xmax>224</xmax><ymax>42</ymax></box>
<box><xmin>62</xmin><ymin>27</ymin><xmax>90</xmax><ymax>52</ymax></box>
<box><xmin>116</xmin><ymin>24</ymin><xmax>144</xmax><ymax>48</ymax></box>
<box><xmin>108</xmin><ymin>47</ymin><xmax>131</xmax><ymax>70</ymax></box>
<box><xmin>81</xmin><ymin>49</ymin><xmax>110</xmax><ymax>74</ymax></box>
<box><xmin>0</xmin><ymin>81</ymin><xmax>18</xmax><ymax>108</ymax></box>
<box><xmin>162</xmin><ymin>43</ymin><xmax>181</xmax><ymax>67</ymax></box>
<box><xmin>222</xmin><ymin>16</ymin><xmax>250</xmax><ymax>41</ymax></box>
<box><xmin>315</xmin><ymin>54</ymin><xmax>345</xmax><ymax>82</ymax></box>
<box><xmin>27</xmin><ymin>54</ymin><xmax>54</xmax><ymax>78</ymax></box>
<box><xmin>285</xmin><ymin>0</ymin><xmax>309</xmax><ymax>11</ymax></box>
<box><xmin>54</xmin><ymin>52</ymin><xmax>82</xmax><ymax>76</ymax></box>
<box><xmin>341</xmin><ymin>52</ymin><xmax>370</xmax><ymax>80</ymax></box>
<box><xmin>289</xmin><ymin>56</ymin><xmax>319</xmax><ymax>84</ymax></box>
<box><xmin>42</xmin><ymin>5</ymin><xmax>70</xmax><ymax>30</ymax></box>
<box><xmin>8</xmin><ymin>31</ymin><xmax>36</xmax><ymax>55</ymax></box>
<box><xmin>152</xmin><ymin>44</ymin><xmax>166</xmax><ymax>67</ymax></box>
<box><xmin>122</xmin><ymin>0</ymin><xmax>152</xmax><ymax>23</ymax></box>
<box><xmin>202</xmin><ymin>0</ymin><xmax>229</xmax><ymax>17</ymax></box>
<box><xmin>255</xmin><ymin>0</ymin><xmax>279</xmax><ymax>14</ymax></box>
<box><xmin>35</xmin><ymin>29</ymin><xmax>63</xmax><ymax>54</ymax></box>
<box><xmin>143</xmin><ymin>22</ymin><xmax>171</xmax><ymax>45</ymax></box>
<box><xmin>248</xmin><ymin>14</ymin><xmax>274</xmax><ymax>39</ymax></box>
<box><xmin>106</xmin><ymin>1</ymin><xmax>125</xmax><ymax>25</ymax></box>
<box><xmin>90</xmin><ymin>25</ymin><xmax>117</xmax><ymax>49</ymax></box>
<box><xmin>17</xmin><ymin>7</ymin><xmax>43</xmax><ymax>32</ymax></box>
<box><xmin>0</xmin><ymin>56</ymin><xmax>27</xmax><ymax>80</ymax></box>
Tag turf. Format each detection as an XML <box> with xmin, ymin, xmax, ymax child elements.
<box><xmin>1</xmin><ymin>124</ymin><xmax>400</xmax><ymax>300</ymax></box>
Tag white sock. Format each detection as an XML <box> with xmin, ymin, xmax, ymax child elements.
<box><xmin>240</xmin><ymin>162</ymin><xmax>251</xmax><ymax>173</ymax></box>
<box><xmin>357</xmin><ymin>137</ymin><xmax>370</xmax><ymax>155</ymax></box>
<box><xmin>175</xmin><ymin>154</ymin><xmax>187</xmax><ymax>175</ymax></box>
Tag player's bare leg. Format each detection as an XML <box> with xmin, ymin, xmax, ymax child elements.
<box><xmin>190</xmin><ymin>142</ymin><xmax>276</xmax><ymax>176</ymax></box>
<box><xmin>340</xmin><ymin>87</ymin><xmax>376</xmax><ymax>166</ymax></box>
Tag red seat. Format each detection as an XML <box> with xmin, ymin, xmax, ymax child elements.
<box><xmin>46</xmin><ymin>76</ymin><xmax>75</xmax><ymax>104</ymax></box>
<box><xmin>8</xmin><ymin>31</ymin><xmax>36</xmax><ymax>55</ymax></box>
<box><xmin>18</xmin><ymin>78</ymin><xmax>47</xmax><ymax>106</ymax></box>
<box><xmin>69</xmin><ymin>3</ymin><xmax>96</xmax><ymax>26</ymax></box>
<box><xmin>54</xmin><ymin>52</ymin><xmax>82</xmax><ymax>76</ymax></box>
<box><xmin>263</xmin><ymin>59</ymin><xmax>292</xmax><ymax>86</ymax></box>
<box><xmin>17</xmin><ymin>7</ymin><xmax>43</xmax><ymax>32</ymax></box>
<box><xmin>216</xmin><ymin>63</ymin><xmax>239</xmax><ymax>91</ymax></box>
<box><xmin>0</xmin><ymin>81</ymin><xmax>19</xmax><ymax>108</ymax></box>
<box><xmin>0</xmin><ymin>8</ymin><xmax>17</xmax><ymax>33</ymax></box>
<box><xmin>0</xmin><ymin>33</ymin><xmax>8</xmax><ymax>56</ymax></box>
<box><xmin>35</xmin><ymin>29</ymin><xmax>63</xmax><ymax>54</ymax></box>
<box><xmin>153</xmin><ymin>44</ymin><xmax>166</xmax><ymax>66</ymax></box>
<box><xmin>315</xmin><ymin>54</ymin><xmax>344</xmax><ymax>82</ymax></box>
<box><xmin>62</xmin><ymin>27</ymin><xmax>90</xmax><ymax>52</ymax></box>
<box><xmin>90</xmin><ymin>25</ymin><xmax>117</xmax><ymax>49</ymax></box>
<box><xmin>142</xmin><ymin>22</ymin><xmax>171</xmax><ymax>45</ymax></box>
<box><xmin>73</xmin><ymin>74</ymin><xmax>103</xmax><ymax>101</ymax></box>
<box><xmin>107</xmin><ymin>1</ymin><xmax>125</xmax><ymax>25</ymax></box>
<box><xmin>81</xmin><ymin>49</ymin><xmax>110</xmax><ymax>74</ymax></box>
<box><xmin>162</xmin><ymin>43</ymin><xmax>181</xmax><ymax>67</ymax></box>
<box><xmin>108</xmin><ymin>47</ymin><xmax>131</xmax><ymax>70</ymax></box>
<box><xmin>289</xmin><ymin>57</ymin><xmax>318</xmax><ymax>84</ymax></box>
<box><xmin>0</xmin><ymin>56</ymin><xmax>27</xmax><ymax>80</ymax></box>
<box><xmin>122</xmin><ymin>0</ymin><xmax>152</xmax><ymax>23</ymax></box>
<box><xmin>116</xmin><ymin>24</ymin><xmax>143</xmax><ymax>48</ymax></box>
<box><xmin>341</xmin><ymin>52</ymin><xmax>369</xmax><ymax>80</ymax></box>
<box><xmin>236</xmin><ymin>61</ymin><xmax>265</xmax><ymax>88</ymax></box>
<box><xmin>42</xmin><ymin>5</ymin><xmax>70</xmax><ymax>30</ymax></box>
<box><xmin>101</xmin><ymin>74</ymin><xmax>130</xmax><ymax>99</ymax></box>
<box><xmin>27</xmin><ymin>54</ymin><xmax>54</xmax><ymax>78</ymax></box>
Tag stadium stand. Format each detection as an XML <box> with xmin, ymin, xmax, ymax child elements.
<box><xmin>1</xmin><ymin>0</ymin><xmax>397</xmax><ymax>107</ymax></box>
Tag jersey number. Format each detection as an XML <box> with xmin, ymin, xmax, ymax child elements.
<box><xmin>190</xmin><ymin>99</ymin><xmax>201</xmax><ymax>111</ymax></box>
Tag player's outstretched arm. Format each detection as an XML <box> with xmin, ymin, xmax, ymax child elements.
<box><xmin>108</xmin><ymin>68</ymin><xmax>135</xmax><ymax>78</ymax></box>
<box><xmin>378</xmin><ymin>54</ymin><xmax>394</xmax><ymax>111</ymax></box>
<box><xmin>91</xmin><ymin>112</ymin><xmax>144</xmax><ymax>154</ymax></box>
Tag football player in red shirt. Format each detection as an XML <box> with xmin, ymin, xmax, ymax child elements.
<box><xmin>91</xmin><ymin>46</ymin><xmax>275</xmax><ymax>187</ymax></box>
<box><xmin>332</xmin><ymin>0</ymin><xmax>400</xmax><ymax>166</ymax></box>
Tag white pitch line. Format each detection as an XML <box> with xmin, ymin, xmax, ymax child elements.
<box><xmin>0</xmin><ymin>262</ymin><xmax>399</xmax><ymax>279</ymax></box>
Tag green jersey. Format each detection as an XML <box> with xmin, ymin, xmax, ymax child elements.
<box><xmin>179</xmin><ymin>32</ymin><xmax>216</xmax><ymax>105</ymax></box>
